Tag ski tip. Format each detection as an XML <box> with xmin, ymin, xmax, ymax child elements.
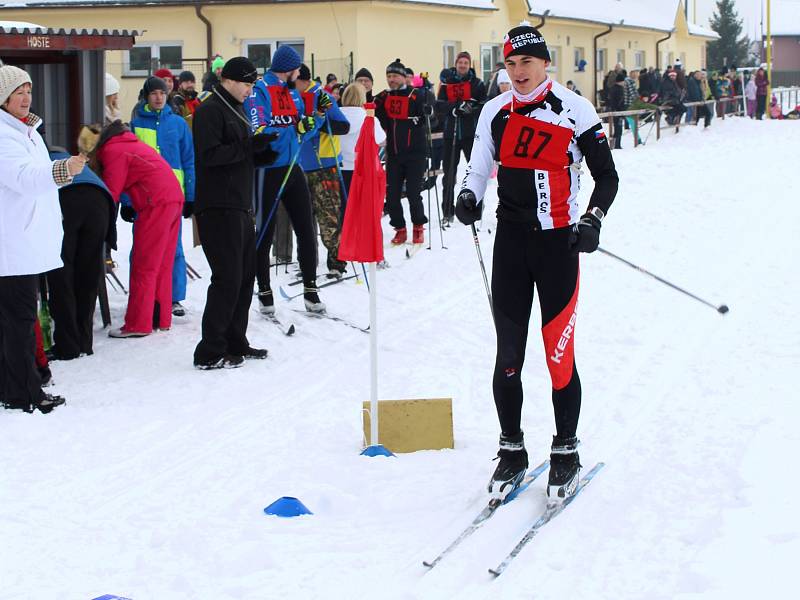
<box><xmin>422</xmin><ymin>560</ymin><xmax>434</xmax><ymax>568</ymax></box>
<box><xmin>286</xmin><ymin>324</ymin><xmax>296</xmax><ymax>336</ymax></box>
<box><xmin>488</xmin><ymin>568</ymin><xmax>501</xmax><ymax>578</ymax></box>
<box><xmin>278</xmin><ymin>286</ymin><xmax>291</xmax><ymax>301</ymax></box>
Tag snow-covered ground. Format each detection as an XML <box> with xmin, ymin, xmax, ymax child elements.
<box><xmin>2</xmin><ymin>117</ymin><xmax>798</xmax><ymax>600</ymax></box>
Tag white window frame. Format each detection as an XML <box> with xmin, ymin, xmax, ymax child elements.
<box><xmin>124</xmin><ymin>41</ymin><xmax>183</xmax><ymax>77</ymax></box>
<box><xmin>634</xmin><ymin>50</ymin><xmax>645</xmax><ymax>69</ymax></box>
<box><xmin>480</xmin><ymin>43</ymin><xmax>501</xmax><ymax>83</ymax></box>
<box><xmin>616</xmin><ymin>49</ymin><xmax>625</xmax><ymax>68</ymax></box>
<box><xmin>443</xmin><ymin>41</ymin><xmax>461</xmax><ymax>69</ymax></box>
<box><xmin>574</xmin><ymin>47</ymin><xmax>586</xmax><ymax>71</ymax></box>
<box><xmin>596</xmin><ymin>48</ymin><xmax>607</xmax><ymax>72</ymax></box>
<box><xmin>241</xmin><ymin>38</ymin><xmax>305</xmax><ymax>73</ymax></box>
<box><xmin>546</xmin><ymin>46</ymin><xmax>559</xmax><ymax>74</ymax></box>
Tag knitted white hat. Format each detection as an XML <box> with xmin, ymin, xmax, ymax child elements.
<box><xmin>105</xmin><ymin>72</ymin><xmax>120</xmax><ymax>96</ymax></box>
<box><xmin>0</xmin><ymin>65</ymin><xmax>32</xmax><ymax>106</ymax></box>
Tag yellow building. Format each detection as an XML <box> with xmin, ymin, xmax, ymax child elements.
<box><xmin>0</xmin><ymin>0</ymin><xmax>717</xmax><ymax>112</ymax></box>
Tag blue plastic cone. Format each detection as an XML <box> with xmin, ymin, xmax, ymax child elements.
<box><xmin>360</xmin><ymin>444</ymin><xmax>395</xmax><ymax>457</ymax></box>
<box><xmin>263</xmin><ymin>496</ymin><xmax>313</xmax><ymax>517</ymax></box>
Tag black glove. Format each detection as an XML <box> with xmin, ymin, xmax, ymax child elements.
<box><xmin>423</xmin><ymin>103</ymin><xmax>434</xmax><ymax>117</ymax></box>
<box><xmin>455</xmin><ymin>189</ymin><xmax>482</xmax><ymax>225</ymax></box>
<box><xmin>120</xmin><ymin>205</ymin><xmax>136</xmax><ymax>223</ymax></box>
<box><xmin>317</xmin><ymin>92</ymin><xmax>333</xmax><ymax>112</ymax></box>
<box><xmin>568</xmin><ymin>212</ymin><xmax>602</xmax><ymax>255</ymax></box>
<box><xmin>252</xmin><ymin>131</ymin><xmax>277</xmax><ymax>154</ymax></box>
<box><xmin>182</xmin><ymin>201</ymin><xmax>193</xmax><ymax>219</ymax></box>
<box><xmin>453</xmin><ymin>101</ymin><xmax>474</xmax><ymax>117</ymax></box>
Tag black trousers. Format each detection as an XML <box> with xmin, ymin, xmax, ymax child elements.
<box><xmin>255</xmin><ymin>165</ymin><xmax>318</xmax><ymax>289</ymax></box>
<box><xmin>756</xmin><ymin>95</ymin><xmax>767</xmax><ymax>120</ymax></box>
<box><xmin>386</xmin><ymin>156</ymin><xmax>428</xmax><ymax>229</ymax></box>
<box><xmin>612</xmin><ymin>117</ymin><xmax>624</xmax><ymax>149</ymax></box>
<box><xmin>491</xmin><ymin>221</ymin><xmax>582</xmax><ymax>439</ymax></box>
<box><xmin>0</xmin><ymin>274</ymin><xmax>44</xmax><ymax>406</ymax></box>
<box><xmin>341</xmin><ymin>169</ymin><xmax>353</xmax><ymax>224</ymax></box>
<box><xmin>46</xmin><ymin>185</ymin><xmax>108</xmax><ymax>359</ymax></box>
<box><xmin>694</xmin><ymin>104</ymin><xmax>712</xmax><ymax>128</ymax></box>
<box><xmin>194</xmin><ymin>209</ymin><xmax>256</xmax><ymax>363</ymax></box>
<box><xmin>442</xmin><ymin>135</ymin><xmax>474</xmax><ymax>218</ymax></box>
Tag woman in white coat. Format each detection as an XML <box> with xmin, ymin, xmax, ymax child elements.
<box><xmin>0</xmin><ymin>65</ymin><xmax>86</xmax><ymax>413</ymax></box>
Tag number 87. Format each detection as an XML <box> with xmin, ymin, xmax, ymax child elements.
<box><xmin>513</xmin><ymin>126</ymin><xmax>552</xmax><ymax>159</ymax></box>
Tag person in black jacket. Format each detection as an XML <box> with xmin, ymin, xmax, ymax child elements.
<box><xmin>436</xmin><ymin>51</ymin><xmax>487</xmax><ymax>224</ymax></box>
<box><xmin>46</xmin><ymin>148</ymin><xmax>116</xmax><ymax>360</ymax></box>
<box><xmin>192</xmin><ymin>57</ymin><xmax>278</xmax><ymax>370</ymax></box>
<box><xmin>609</xmin><ymin>73</ymin><xmax>626</xmax><ymax>149</ymax></box>
<box><xmin>659</xmin><ymin>69</ymin><xmax>686</xmax><ymax>125</ymax></box>
<box><xmin>375</xmin><ymin>58</ymin><xmax>433</xmax><ymax>246</ymax></box>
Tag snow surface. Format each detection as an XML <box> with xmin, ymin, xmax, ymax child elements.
<box><xmin>2</xmin><ymin>117</ymin><xmax>799</xmax><ymax>599</ymax></box>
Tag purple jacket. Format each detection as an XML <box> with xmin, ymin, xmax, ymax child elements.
<box><xmin>756</xmin><ymin>73</ymin><xmax>769</xmax><ymax>97</ymax></box>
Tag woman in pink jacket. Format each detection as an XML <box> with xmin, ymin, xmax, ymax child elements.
<box><xmin>90</xmin><ymin>121</ymin><xmax>183</xmax><ymax>337</ymax></box>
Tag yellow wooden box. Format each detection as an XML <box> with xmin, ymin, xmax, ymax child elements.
<box><xmin>362</xmin><ymin>398</ymin><xmax>454</xmax><ymax>454</ymax></box>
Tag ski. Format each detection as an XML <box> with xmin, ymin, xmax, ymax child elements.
<box><xmin>405</xmin><ymin>243</ymin><xmax>425</xmax><ymax>259</ymax></box>
<box><xmin>422</xmin><ymin>460</ymin><xmax>550</xmax><ymax>570</ymax></box>
<box><xmin>286</xmin><ymin>272</ymin><xmax>360</xmax><ymax>287</ymax></box>
<box><xmin>290</xmin><ymin>309</ymin><xmax>369</xmax><ymax>334</ymax></box>
<box><xmin>488</xmin><ymin>462</ymin><xmax>605</xmax><ymax>578</ymax></box>
<box><xmin>263</xmin><ymin>313</ymin><xmax>295</xmax><ymax>336</ymax></box>
<box><xmin>278</xmin><ymin>276</ymin><xmax>357</xmax><ymax>302</ymax></box>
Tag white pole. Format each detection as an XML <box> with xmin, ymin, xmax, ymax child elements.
<box><xmin>369</xmin><ymin>261</ymin><xmax>378</xmax><ymax>446</ymax></box>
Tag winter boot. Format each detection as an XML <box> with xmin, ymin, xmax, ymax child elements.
<box><xmin>412</xmin><ymin>224</ymin><xmax>425</xmax><ymax>245</ymax></box>
<box><xmin>172</xmin><ymin>302</ymin><xmax>186</xmax><ymax>317</ymax></box>
<box><xmin>547</xmin><ymin>435</ymin><xmax>581</xmax><ymax>504</ymax></box>
<box><xmin>194</xmin><ymin>354</ymin><xmax>245</xmax><ymax>370</ymax></box>
<box><xmin>390</xmin><ymin>227</ymin><xmax>407</xmax><ymax>246</ymax></box>
<box><xmin>303</xmin><ymin>282</ymin><xmax>326</xmax><ymax>313</ymax></box>
<box><xmin>487</xmin><ymin>431</ymin><xmax>529</xmax><ymax>502</ymax></box>
<box><xmin>258</xmin><ymin>289</ymin><xmax>275</xmax><ymax>316</ymax></box>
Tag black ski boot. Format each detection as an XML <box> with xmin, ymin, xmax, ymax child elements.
<box><xmin>303</xmin><ymin>282</ymin><xmax>326</xmax><ymax>314</ymax></box>
<box><xmin>258</xmin><ymin>289</ymin><xmax>275</xmax><ymax>316</ymax></box>
<box><xmin>487</xmin><ymin>431</ymin><xmax>528</xmax><ymax>502</ymax></box>
<box><xmin>547</xmin><ymin>436</ymin><xmax>581</xmax><ymax>504</ymax></box>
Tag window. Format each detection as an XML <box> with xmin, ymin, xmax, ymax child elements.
<box><xmin>443</xmin><ymin>41</ymin><xmax>461</xmax><ymax>69</ymax></box>
<box><xmin>547</xmin><ymin>47</ymin><xmax>559</xmax><ymax>74</ymax></box>
<box><xmin>616</xmin><ymin>49</ymin><xmax>625</xmax><ymax>68</ymax></box>
<box><xmin>634</xmin><ymin>51</ymin><xmax>645</xmax><ymax>69</ymax></box>
<box><xmin>574</xmin><ymin>47</ymin><xmax>586</xmax><ymax>71</ymax></box>
<box><xmin>242</xmin><ymin>39</ymin><xmax>305</xmax><ymax>74</ymax></box>
<box><xmin>124</xmin><ymin>42</ymin><xmax>182</xmax><ymax>76</ymax></box>
<box><xmin>596</xmin><ymin>48</ymin><xmax>607</xmax><ymax>72</ymax></box>
<box><xmin>480</xmin><ymin>44</ymin><xmax>502</xmax><ymax>83</ymax></box>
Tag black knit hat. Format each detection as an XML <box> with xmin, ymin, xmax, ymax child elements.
<box><xmin>178</xmin><ymin>70</ymin><xmax>195</xmax><ymax>83</ymax></box>
<box><xmin>140</xmin><ymin>76</ymin><xmax>167</xmax><ymax>99</ymax></box>
<box><xmin>404</xmin><ymin>67</ymin><xmax>414</xmax><ymax>76</ymax></box>
<box><xmin>298</xmin><ymin>64</ymin><xmax>311</xmax><ymax>81</ymax></box>
<box><xmin>386</xmin><ymin>58</ymin><xmax>406</xmax><ymax>77</ymax></box>
<box><xmin>221</xmin><ymin>57</ymin><xmax>258</xmax><ymax>84</ymax></box>
<box><xmin>503</xmin><ymin>26</ymin><xmax>551</xmax><ymax>62</ymax></box>
<box><xmin>355</xmin><ymin>67</ymin><xmax>373</xmax><ymax>82</ymax></box>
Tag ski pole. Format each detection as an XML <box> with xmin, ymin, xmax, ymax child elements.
<box><xmin>597</xmin><ymin>247</ymin><xmax>729</xmax><ymax>314</ymax></box>
<box><xmin>470</xmin><ymin>222</ymin><xmax>493</xmax><ymax>321</ymax></box>
<box><xmin>256</xmin><ymin>139</ymin><xmax>303</xmax><ymax>249</ymax></box>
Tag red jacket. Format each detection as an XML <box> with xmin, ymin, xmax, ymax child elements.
<box><xmin>97</xmin><ymin>131</ymin><xmax>184</xmax><ymax>210</ymax></box>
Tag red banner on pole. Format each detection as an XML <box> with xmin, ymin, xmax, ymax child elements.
<box><xmin>338</xmin><ymin>103</ymin><xmax>385</xmax><ymax>263</ymax></box>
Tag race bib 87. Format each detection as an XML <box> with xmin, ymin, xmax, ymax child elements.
<box><xmin>499</xmin><ymin>111</ymin><xmax>573</xmax><ymax>171</ymax></box>
<box><xmin>268</xmin><ymin>86</ymin><xmax>298</xmax><ymax>117</ymax></box>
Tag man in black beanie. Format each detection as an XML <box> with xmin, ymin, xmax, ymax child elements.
<box><xmin>355</xmin><ymin>67</ymin><xmax>374</xmax><ymax>102</ymax></box>
<box><xmin>375</xmin><ymin>58</ymin><xmax>433</xmax><ymax>247</ymax></box>
<box><xmin>192</xmin><ymin>57</ymin><xmax>278</xmax><ymax>370</ymax></box>
<box><xmin>456</xmin><ymin>25</ymin><xmax>618</xmax><ymax>504</ymax></box>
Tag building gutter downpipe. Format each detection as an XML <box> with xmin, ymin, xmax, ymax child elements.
<box><xmin>194</xmin><ymin>3</ymin><xmax>213</xmax><ymax>68</ymax></box>
<box><xmin>593</xmin><ymin>24</ymin><xmax>613</xmax><ymax>106</ymax></box>
<box><xmin>656</xmin><ymin>31</ymin><xmax>673</xmax><ymax>70</ymax></box>
<box><xmin>533</xmin><ymin>9</ymin><xmax>549</xmax><ymax>30</ymax></box>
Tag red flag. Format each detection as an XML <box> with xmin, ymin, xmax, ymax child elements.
<box><xmin>338</xmin><ymin>103</ymin><xmax>385</xmax><ymax>263</ymax></box>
